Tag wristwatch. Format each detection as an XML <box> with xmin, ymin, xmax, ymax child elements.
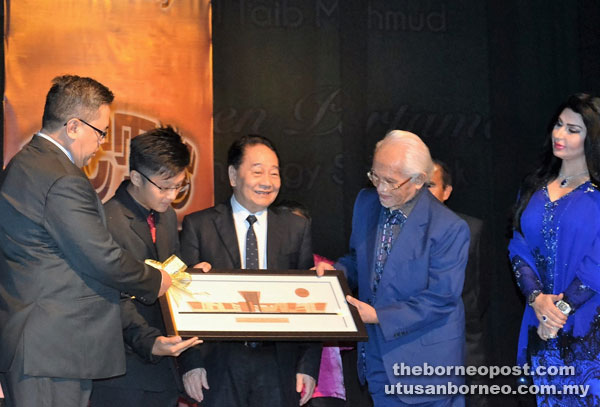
<box><xmin>527</xmin><ymin>289</ymin><xmax>542</xmax><ymax>306</ymax></box>
<box><xmin>555</xmin><ymin>300</ymin><xmax>572</xmax><ymax>315</ymax></box>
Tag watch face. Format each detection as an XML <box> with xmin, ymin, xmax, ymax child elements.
<box><xmin>556</xmin><ymin>300</ymin><xmax>571</xmax><ymax>314</ymax></box>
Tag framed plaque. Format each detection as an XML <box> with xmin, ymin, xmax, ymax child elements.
<box><xmin>159</xmin><ymin>269</ymin><xmax>368</xmax><ymax>341</ymax></box>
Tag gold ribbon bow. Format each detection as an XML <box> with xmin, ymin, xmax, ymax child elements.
<box><xmin>145</xmin><ymin>254</ymin><xmax>192</xmax><ymax>295</ymax></box>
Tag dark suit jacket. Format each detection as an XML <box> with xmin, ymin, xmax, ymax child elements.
<box><xmin>337</xmin><ymin>188</ymin><xmax>469</xmax><ymax>404</ymax></box>
<box><xmin>457</xmin><ymin>212</ymin><xmax>488</xmax><ymax>368</ymax></box>
<box><xmin>180</xmin><ymin>201</ymin><xmax>322</xmax><ymax>406</ymax></box>
<box><xmin>92</xmin><ymin>181</ymin><xmax>202</xmax><ymax>397</ymax></box>
<box><xmin>0</xmin><ymin>135</ymin><xmax>161</xmax><ymax>379</ymax></box>
<box><xmin>458</xmin><ymin>214</ymin><xmax>485</xmax><ymax>320</ymax></box>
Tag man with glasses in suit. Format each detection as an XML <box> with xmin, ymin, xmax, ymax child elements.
<box><xmin>317</xmin><ymin>131</ymin><xmax>469</xmax><ymax>407</ymax></box>
<box><xmin>91</xmin><ymin>126</ymin><xmax>207</xmax><ymax>407</ymax></box>
<box><xmin>0</xmin><ymin>75</ymin><xmax>170</xmax><ymax>407</ymax></box>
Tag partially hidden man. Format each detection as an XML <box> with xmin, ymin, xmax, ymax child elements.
<box><xmin>180</xmin><ymin>135</ymin><xmax>322</xmax><ymax>407</ymax></box>
<box><xmin>0</xmin><ymin>75</ymin><xmax>170</xmax><ymax>407</ymax></box>
<box><xmin>317</xmin><ymin>131</ymin><xmax>469</xmax><ymax>407</ymax></box>
<box><xmin>428</xmin><ymin>159</ymin><xmax>489</xmax><ymax>407</ymax></box>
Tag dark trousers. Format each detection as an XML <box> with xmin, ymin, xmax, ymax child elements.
<box><xmin>341</xmin><ymin>348</ymin><xmax>372</xmax><ymax>407</ymax></box>
<box><xmin>201</xmin><ymin>343</ymin><xmax>283</xmax><ymax>407</ymax></box>
<box><xmin>464</xmin><ymin>314</ymin><xmax>489</xmax><ymax>407</ymax></box>
<box><xmin>90</xmin><ymin>385</ymin><xmax>180</xmax><ymax>407</ymax></box>
<box><xmin>307</xmin><ymin>397</ymin><xmax>346</xmax><ymax>407</ymax></box>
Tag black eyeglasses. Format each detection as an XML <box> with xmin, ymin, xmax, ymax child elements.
<box><xmin>137</xmin><ymin>170</ymin><xmax>190</xmax><ymax>194</ymax></box>
<box><xmin>367</xmin><ymin>170</ymin><xmax>412</xmax><ymax>191</ymax></box>
<box><xmin>64</xmin><ymin>118</ymin><xmax>108</xmax><ymax>141</ymax></box>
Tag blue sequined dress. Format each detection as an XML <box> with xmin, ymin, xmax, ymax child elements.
<box><xmin>509</xmin><ymin>182</ymin><xmax>600</xmax><ymax>405</ymax></box>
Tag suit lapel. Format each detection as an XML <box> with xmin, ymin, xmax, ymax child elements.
<box><xmin>114</xmin><ymin>183</ymin><xmax>157</xmax><ymax>259</ymax></box>
<box><xmin>213</xmin><ymin>203</ymin><xmax>242</xmax><ymax>268</ymax></box>
<box><xmin>358</xmin><ymin>193</ymin><xmax>381</xmax><ymax>298</ymax></box>
<box><xmin>385</xmin><ymin>190</ymin><xmax>429</xmax><ymax>267</ymax></box>
<box><xmin>266</xmin><ymin>208</ymin><xmax>282</xmax><ymax>270</ymax></box>
<box><xmin>364</xmin><ymin>199</ymin><xmax>381</xmax><ymax>278</ymax></box>
<box><xmin>131</xmin><ymin>215</ymin><xmax>157</xmax><ymax>259</ymax></box>
<box><xmin>154</xmin><ymin>213</ymin><xmax>171</xmax><ymax>261</ymax></box>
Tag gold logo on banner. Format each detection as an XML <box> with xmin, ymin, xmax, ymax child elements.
<box><xmin>84</xmin><ymin>112</ymin><xmax>196</xmax><ymax>209</ymax></box>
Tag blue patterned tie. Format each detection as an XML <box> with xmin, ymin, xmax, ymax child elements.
<box><xmin>372</xmin><ymin>209</ymin><xmax>406</xmax><ymax>297</ymax></box>
<box><xmin>245</xmin><ymin>215</ymin><xmax>259</xmax><ymax>269</ymax></box>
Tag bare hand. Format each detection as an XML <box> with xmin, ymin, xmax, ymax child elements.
<box><xmin>346</xmin><ymin>295</ymin><xmax>379</xmax><ymax>324</ymax></box>
<box><xmin>314</xmin><ymin>261</ymin><xmax>335</xmax><ymax>277</ymax></box>
<box><xmin>158</xmin><ymin>269</ymin><xmax>172</xmax><ymax>296</ymax></box>
<box><xmin>537</xmin><ymin>323</ymin><xmax>559</xmax><ymax>341</ymax></box>
<box><xmin>296</xmin><ymin>373</ymin><xmax>316</xmax><ymax>405</ymax></box>
<box><xmin>531</xmin><ymin>293</ymin><xmax>567</xmax><ymax>328</ymax></box>
<box><xmin>151</xmin><ymin>335</ymin><xmax>202</xmax><ymax>356</ymax></box>
<box><xmin>193</xmin><ymin>262</ymin><xmax>212</xmax><ymax>272</ymax></box>
<box><xmin>183</xmin><ymin>368</ymin><xmax>209</xmax><ymax>402</ymax></box>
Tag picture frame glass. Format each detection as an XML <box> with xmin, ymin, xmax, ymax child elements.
<box><xmin>160</xmin><ymin>269</ymin><xmax>368</xmax><ymax>341</ymax></box>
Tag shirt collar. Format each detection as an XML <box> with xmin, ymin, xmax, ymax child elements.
<box><xmin>399</xmin><ymin>187</ymin><xmax>421</xmax><ymax>218</ymax></box>
<box><xmin>384</xmin><ymin>187</ymin><xmax>422</xmax><ymax>219</ymax></box>
<box><xmin>36</xmin><ymin>132</ymin><xmax>74</xmax><ymax>163</ymax></box>
<box><xmin>129</xmin><ymin>188</ymin><xmax>153</xmax><ymax>219</ymax></box>
<box><xmin>230</xmin><ymin>195</ymin><xmax>268</xmax><ymax>222</ymax></box>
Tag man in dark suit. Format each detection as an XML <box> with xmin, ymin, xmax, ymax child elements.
<box><xmin>317</xmin><ymin>131</ymin><xmax>469</xmax><ymax>406</ymax></box>
<box><xmin>180</xmin><ymin>135</ymin><xmax>322</xmax><ymax>407</ymax></box>
<box><xmin>428</xmin><ymin>160</ymin><xmax>489</xmax><ymax>407</ymax></box>
<box><xmin>0</xmin><ymin>75</ymin><xmax>170</xmax><ymax>407</ymax></box>
<box><xmin>91</xmin><ymin>127</ymin><xmax>206</xmax><ymax>406</ymax></box>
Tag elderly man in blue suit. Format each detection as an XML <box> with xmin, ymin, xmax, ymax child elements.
<box><xmin>318</xmin><ymin>130</ymin><xmax>469</xmax><ymax>406</ymax></box>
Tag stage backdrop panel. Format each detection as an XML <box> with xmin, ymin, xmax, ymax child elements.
<box><xmin>211</xmin><ymin>0</ymin><xmax>492</xmax><ymax>258</ymax></box>
<box><xmin>3</xmin><ymin>0</ymin><xmax>213</xmax><ymax>221</ymax></box>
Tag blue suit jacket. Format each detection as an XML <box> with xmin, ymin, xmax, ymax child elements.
<box><xmin>337</xmin><ymin>188</ymin><xmax>469</xmax><ymax>403</ymax></box>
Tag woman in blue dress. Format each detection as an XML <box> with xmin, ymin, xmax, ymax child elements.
<box><xmin>509</xmin><ymin>93</ymin><xmax>600</xmax><ymax>406</ymax></box>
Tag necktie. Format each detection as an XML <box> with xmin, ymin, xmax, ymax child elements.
<box><xmin>372</xmin><ymin>209</ymin><xmax>406</xmax><ymax>297</ymax></box>
<box><xmin>246</xmin><ymin>215</ymin><xmax>259</xmax><ymax>269</ymax></box>
<box><xmin>146</xmin><ymin>212</ymin><xmax>156</xmax><ymax>244</ymax></box>
<box><xmin>362</xmin><ymin>209</ymin><xmax>406</xmax><ymax>377</ymax></box>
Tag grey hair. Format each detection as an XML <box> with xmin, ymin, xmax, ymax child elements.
<box><xmin>374</xmin><ymin>130</ymin><xmax>434</xmax><ymax>181</ymax></box>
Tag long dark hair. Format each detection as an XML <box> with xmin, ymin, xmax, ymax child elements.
<box><xmin>513</xmin><ymin>93</ymin><xmax>600</xmax><ymax>232</ymax></box>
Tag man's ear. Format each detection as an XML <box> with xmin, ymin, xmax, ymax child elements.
<box><xmin>413</xmin><ymin>173</ymin><xmax>428</xmax><ymax>188</ymax></box>
<box><xmin>63</xmin><ymin>118</ymin><xmax>79</xmax><ymax>141</ymax></box>
<box><xmin>228</xmin><ymin>165</ymin><xmax>237</xmax><ymax>187</ymax></box>
<box><xmin>443</xmin><ymin>185</ymin><xmax>453</xmax><ymax>202</ymax></box>
<box><xmin>130</xmin><ymin>170</ymin><xmax>143</xmax><ymax>188</ymax></box>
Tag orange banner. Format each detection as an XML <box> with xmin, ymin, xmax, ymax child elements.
<box><xmin>3</xmin><ymin>0</ymin><xmax>213</xmax><ymax>221</ymax></box>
